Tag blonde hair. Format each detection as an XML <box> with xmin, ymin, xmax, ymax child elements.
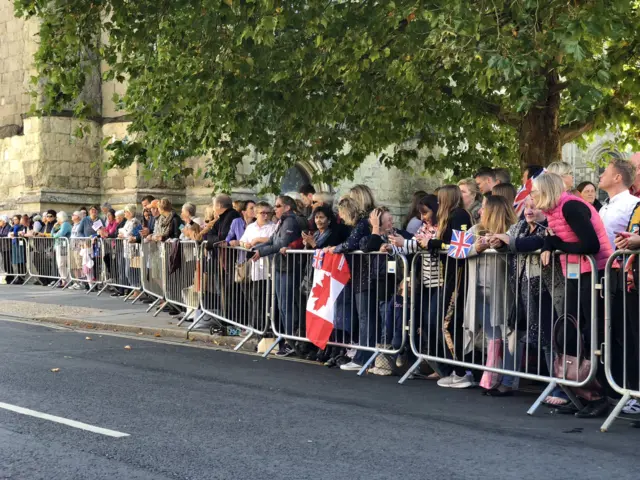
<box><xmin>348</xmin><ymin>184</ymin><xmax>375</xmax><ymax>214</ymax></box>
<box><xmin>547</xmin><ymin>161</ymin><xmax>572</xmax><ymax>177</ymax></box>
<box><xmin>337</xmin><ymin>197</ymin><xmax>361</xmax><ymax>226</ymax></box>
<box><xmin>477</xmin><ymin>196</ymin><xmax>517</xmax><ymax>235</ymax></box>
<box><xmin>436</xmin><ymin>185</ymin><xmax>464</xmax><ymax>237</ymax></box>
<box><xmin>457</xmin><ymin>178</ymin><xmax>481</xmax><ymax>203</ymax></box>
<box><xmin>204</xmin><ymin>205</ymin><xmax>215</xmax><ymax>223</ymax></box>
<box><xmin>532</xmin><ymin>173</ymin><xmax>565</xmax><ymax>211</ymax></box>
<box><xmin>124</xmin><ymin>204</ymin><xmax>137</xmax><ymax>216</ymax></box>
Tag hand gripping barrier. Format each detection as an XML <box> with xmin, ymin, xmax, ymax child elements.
<box><xmin>98</xmin><ymin>238</ymin><xmax>143</xmax><ymax>301</ymax></box>
<box><xmin>261</xmin><ymin>249</ymin><xmax>410</xmax><ymax>377</ymax></box>
<box><xmin>163</xmin><ymin>240</ymin><xmax>200</xmax><ymax>324</ymax></box>
<box><xmin>67</xmin><ymin>237</ymin><xmax>104</xmax><ymax>293</ymax></box>
<box><xmin>399</xmin><ymin>250</ymin><xmax>599</xmax><ymax>415</ymax></box>
<box><xmin>601</xmin><ymin>251</ymin><xmax>640</xmax><ymax>432</ymax></box>
<box><xmin>140</xmin><ymin>240</ymin><xmax>166</xmax><ymax>315</ymax></box>
<box><xmin>0</xmin><ymin>236</ymin><xmax>28</xmax><ymax>284</ymax></box>
<box><xmin>197</xmin><ymin>244</ymin><xmax>272</xmax><ymax>351</ymax></box>
<box><xmin>24</xmin><ymin>236</ymin><xmax>68</xmax><ymax>287</ymax></box>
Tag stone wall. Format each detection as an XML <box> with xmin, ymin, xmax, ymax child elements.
<box><xmin>0</xmin><ymin>0</ymin><xmax>37</xmax><ymax>130</ymax></box>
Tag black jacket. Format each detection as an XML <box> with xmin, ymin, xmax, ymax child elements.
<box><xmin>206</xmin><ymin>208</ymin><xmax>241</xmax><ymax>248</ymax></box>
<box><xmin>256</xmin><ymin>212</ymin><xmax>302</xmax><ymax>272</ymax></box>
<box><xmin>162</xmin><ymin>211</ymin><xmax>183</xmax><ymax>241</ymax></box>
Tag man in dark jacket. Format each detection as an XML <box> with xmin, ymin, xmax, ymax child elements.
<box><xmin>206</xmin><ymin>194</ymin><xmax>240</xmax><ymax>248</ymax></box>
<box><xmin>252</xmin><ymin>195</ymin><xmax>302</xmax><ymax>355</ymax></box>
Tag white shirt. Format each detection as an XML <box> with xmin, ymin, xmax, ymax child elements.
<box><xmin>240</xmin><ymin>222</ymin><xmax>277</xmax><ymax>281</ymax></box>
<box><xmin>599</xmin><ymin>190</ymin><xmax>640</xmax><ymax>248</ymax></box>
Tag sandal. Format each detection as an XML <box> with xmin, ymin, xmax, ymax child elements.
<box><xmin>543</xmin><ymin>387</ymin><xmax>570</xmax><ymax>407</ymax></box>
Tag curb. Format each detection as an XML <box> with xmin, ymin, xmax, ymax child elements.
<box><xmin>5</xmin><ymin>314</ymin><xmax>260</xmax><ymax>351</ymax></box>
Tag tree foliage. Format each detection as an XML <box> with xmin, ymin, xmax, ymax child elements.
<box><xmin>13</xmin><ymin>0</ymin><xmax>640</xmax><ymax>192</ymax></box>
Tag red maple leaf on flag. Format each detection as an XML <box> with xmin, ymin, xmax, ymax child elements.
<box><xmin>311</xmin><ymin>274</ymin><xmax>331</xmax><ymax>311</ymax></box>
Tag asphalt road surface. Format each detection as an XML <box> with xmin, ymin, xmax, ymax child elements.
<box><xmin>0</xmin><ymin>319</ymin><xmax>638</xmax><ymax>480</ymax></box>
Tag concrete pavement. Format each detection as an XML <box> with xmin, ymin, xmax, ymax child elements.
<box><xmin>0</xmin><ymin>320</ymin><xmax>638</xmax><ymax>480</ymax></box>
<box><xmin>0</xmin><ymin>283</ymin><xmax>256</xmax><ymax>350</ymax></box>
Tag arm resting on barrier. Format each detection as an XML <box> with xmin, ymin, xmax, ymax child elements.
<box><xmin>256</xmin><ymin>215</ymin><xmax>300</xmax><ymax>257</ymax></box>
<box><xmin>543</xmin><ymin>201</ymin><xmax>600</xmax><ymax>254</ymax></box>
<box><xmin>334</xmin><ymin>218</ymin><xmax>370</xmax><ymax>254</ymax></box>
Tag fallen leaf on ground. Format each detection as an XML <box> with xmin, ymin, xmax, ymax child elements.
<box><xmin>85</xmin><ymin>336</ymin><xmax>92</xmax><ymax>341</ymax></box>
<box><xmin>137</xmin><ymin>332</ymin><xmax>144</xmax><ymax>335</ymax></box>
<box><xmin>154</xmin><ymin>333</ymin><xmax>161</xmax><ymax>337</ymax></box>
<box><xmin>64</xmin><ymin>322</ymin><xmax>72</xmax><ymax>326</ymax></box>
<box><xmin>50</xmin><ymin>368</ymin><xmax>60</xmax><ymax>373</ymax></box>
<box><xmin>189</xmin><ymin>337</ymin><xmax>195</xmax><ymax>342</ymax></box>
<box><xmin>124</xmin><ymin>345</ymin><xmax>131</xmax><ymax>350</ymax></box>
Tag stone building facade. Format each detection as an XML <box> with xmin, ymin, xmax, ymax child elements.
<box><xmin>0</xmin><ymin>0</ymin><xmax>623</xmax><ymax>220</ymax></box>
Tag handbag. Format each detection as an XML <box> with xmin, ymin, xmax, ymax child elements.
<box><xmin>234</xmin><ymin>261</ymin><xmax>251</xmax><ymax>283</ymax></box>
<box><xmin>552</xmin><ymin>314</ymin><xmax>601</xmax><ymax>401</ymax></box>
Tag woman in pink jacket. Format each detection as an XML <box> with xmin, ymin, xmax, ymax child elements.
<box><xmin>532</xmin><ymin>172</ymin><xmax>613</xmax><ymax>419</ymax></box>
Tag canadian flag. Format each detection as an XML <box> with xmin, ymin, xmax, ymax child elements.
<box><xmin>306</xmin><ymin>251</ymin><xmax>351</xmax><ymax>349</ymax></box>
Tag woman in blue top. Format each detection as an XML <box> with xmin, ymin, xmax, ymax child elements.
<box><xmin>325</xmin><ymin>185</ymin><xmax>377</xmax><ymax>372</ymax></box>
<box><xmin>9</xmin><ymin>215</ymin><xmax>27</xmax><ymax>281</ymax></box>
<box><xmin>52</xmin><ymin>211</ymin><xmax>72</xmax><ymax>287</ymax></box>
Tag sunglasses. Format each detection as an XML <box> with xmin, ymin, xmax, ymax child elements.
<box><xmin>274</xmin><ymin>204</ymin><xmax>283</xmax><ymax>209</ymax></box>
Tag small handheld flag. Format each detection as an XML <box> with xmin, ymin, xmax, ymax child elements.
<box><xmin>447</xmin><ymin>229</ymin><xmax>474</xmax><ymax>259</ymax></box>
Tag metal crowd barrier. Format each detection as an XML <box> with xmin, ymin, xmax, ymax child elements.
<box><xmin>140</xmin><ymin>240</ymin><xmax>166</xmax><ymax>314</ymax></box>
<box><xmin>67</xmin><ymin>237</ymin><xmax>104</xmax><ymax>293</ymax></box>
<box><xmin>163</xmin><ymin>240</ymin><xmax>200</xmax><ymax>324</ymax></box>
<box><xmin>601</xmin><ymin>250</ymin><xmax>640</xmax><ymax>432</ymax></box>
<box><xmin>399</xmin><ymin>249</ymin><xmax>599</xmax><ymax>414</ymax></box>
<box><xmin>0</xmin><ymin>237</ymin><xmax>27</xmax><ymax>284</ymax></box>
<box><xmin>25</xmin><ymin>236</ymin><xmax>67</xmax><ymax>287</ymax></box>
<box><xmin>98</xmin><ymin>238</ymin><xmax>143</xmax><ymax>300</ymax></box>
<box><xmin>198</xmin><ymin>244</ymin><xmax>272</xmax><ymax>350</ymax></box>
<box><xmin>261</xmin><ymin>249</ymin><xmax>409</xmax><ymax>376</ymax></box>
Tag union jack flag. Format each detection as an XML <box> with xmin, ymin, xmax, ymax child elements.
<box><xmin>447</xmin><ymin>229</ymin><xmax>474</xmax><ymax>259</ymax></box>
<box><xmin>514</xmin><ymin>168</ymin><xmax>546</xmax><ymax>216</ymax></box>
<box><xmin>312</xmin><ymin>249</ymin><xmax>325</xmax><ymax>269</ymax></box>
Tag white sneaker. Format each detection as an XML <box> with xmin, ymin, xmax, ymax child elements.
<box><xmin>622</xmin><ymin>399</ymin><xmax>640</xmax><ymax>415</ymax></box>
<box><xmin>437</xmin><ymin>373</ymin><xmax>475</xmax><ymax>389</ymax></box>
<box><xmin>340</xmin><ymin>361</ymin><xmax>363</xmax><ymax>371</ymax></box>
<box><xmin>71</xmin><ymin>284</ymin><xmax>83</xmax><ymax>290</ymax></box>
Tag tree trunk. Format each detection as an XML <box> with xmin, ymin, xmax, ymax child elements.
<box><xmin>518</xmin><ymin>72</ymin><xmax>562</xmax><ymax>169</ymax></box>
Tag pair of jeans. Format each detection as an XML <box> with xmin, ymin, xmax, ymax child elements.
<box><xmin>353</xmin><ymin>289</ymin><xmax>380</xmax><ymax>365</ymax></box>
<box><xmin>275</xmin><ymin>271</ymin><xmax>301</xmax><ymax>337</ymax></box>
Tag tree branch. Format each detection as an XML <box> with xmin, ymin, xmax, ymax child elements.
<box><xmin>559</xmin><ymin>117</ymin><xmax>595</xmax><ymax>144</ymax></box>
<box><xmin>440</xmin><ymin>86</ymin><xmax>521</xmax><ymax>128</ymax></box>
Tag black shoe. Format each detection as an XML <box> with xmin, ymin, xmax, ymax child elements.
<box><xmin>482</xmin><ymin>388</ymin><xmax>515</xmax><ymax>397</ymax></box>
<box><xmin>110</xmin><ymin>292</ymin><xmax>123</xmax><ymax>297</ymax></box>
<box><xmin>575</xmin><ymin>398</ymin><xmax>610</xmax><ymax>419</ymax></box>
<box><xmin>552</xmin><ymin>403</ymin><xmax>580</xmax><ymax>415</ymax></box>
<box><xmin>325</xmin><ymin>357</ymin><xmax>338</xmax><ymax>368</ymax></box>
<box><xmin>142</xmin><ymin>298</ymin><xmax>154</xmax><ymax>304</ymax></box>
<box><xmin>335</xmin><ymin>355</ymin><xmax>350</xmax><ymax>367</ymax></box>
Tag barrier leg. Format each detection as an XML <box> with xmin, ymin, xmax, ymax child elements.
<box><xmin>131</xmin><ymin>291</ymin><xmax>142</xmax><ymax>305</ymax></box>
<box><xmin>86</xmin><ymin>283</ymin><xmax>97</xmax><ymax>294</ymax></box>
<box><xmin>61</xmin><ymin>281</ymin><xmax>71</xmax><ymax>290</ymax></box>
<box><xmin>23</xmin><ymin>275</ymin><xmax>33</xmax><ymax>285</ymax></box>
<box><xmin>187</xmin><ymin>312</ymin><xmax>205</xmax><ymax>332</ymax></box>
<box><xmin>561</xmin><ymin>385</ymin><xmax>584</xmax><ymax>411</ymax></box>
<box><xmin>51</xmin><ymin>279</ymin><xmax>61</xmax><ymax>289</ymax></box>
<box><xmin>357</xmin><ymin>351</ymin><xmax>378</xmax><ymax>377</ymax></box>
<box><xmin>177</xmin><ymin>308</ymin><xmax>194</xmax><ymax>327</ymax></box>
<box><xmin>97</xmin><ymin>283</ymin><xmax>109</xmax><ymax>296</ymax></box>
<box><xmin>398</xmin><ymin>358</ymin><xmax>424</xmax><ymax>385</ymax></box>
<box><xmin>153</xmin><ymin>301</ymin><xmax>166</xmax><ymax>317</ymax></box>
<box><xmin>527</xmin><ymin>381</ymin><xmax>556</xmax><ymax>415</ymax></box>
<box><xmin>601</xmin><ymin>392</ymin><xmax>631</xmax><ymax>432</ymax></box>
<box><xmin>145</xmin><ymin>297</ymin><xmax>161</xmax><ymax>313</ymax></box>
<box><xmin>123</xmin><ymin>289</ymin><xmax>134</xmax><ymax>302</ymax></box>
<box><xmin>234</xmin><ymin>331</ymin><xmax>254</xmax><ymax>351</ymax></box>
<box><xmin>262</xmin><ymin>336</ymin><xmax>283</xmax><ymax>358</ymax></box>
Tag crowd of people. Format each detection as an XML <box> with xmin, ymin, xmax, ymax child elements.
<box><xmin>2</xmin><ymin>155</ymin><xmax>640</xmax><ymax>421</ymax></box>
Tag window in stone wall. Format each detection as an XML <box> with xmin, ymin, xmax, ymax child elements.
<box><xmin>280</xmin><ymin>164</ymin><xmax>312</xmax><ymax>195</ymax></box>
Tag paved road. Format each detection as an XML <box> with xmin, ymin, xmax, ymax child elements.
<box><xmin>0</xmin><ymin>319</ymin><xmax>637</xmax><ymax>480</ymax></box>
